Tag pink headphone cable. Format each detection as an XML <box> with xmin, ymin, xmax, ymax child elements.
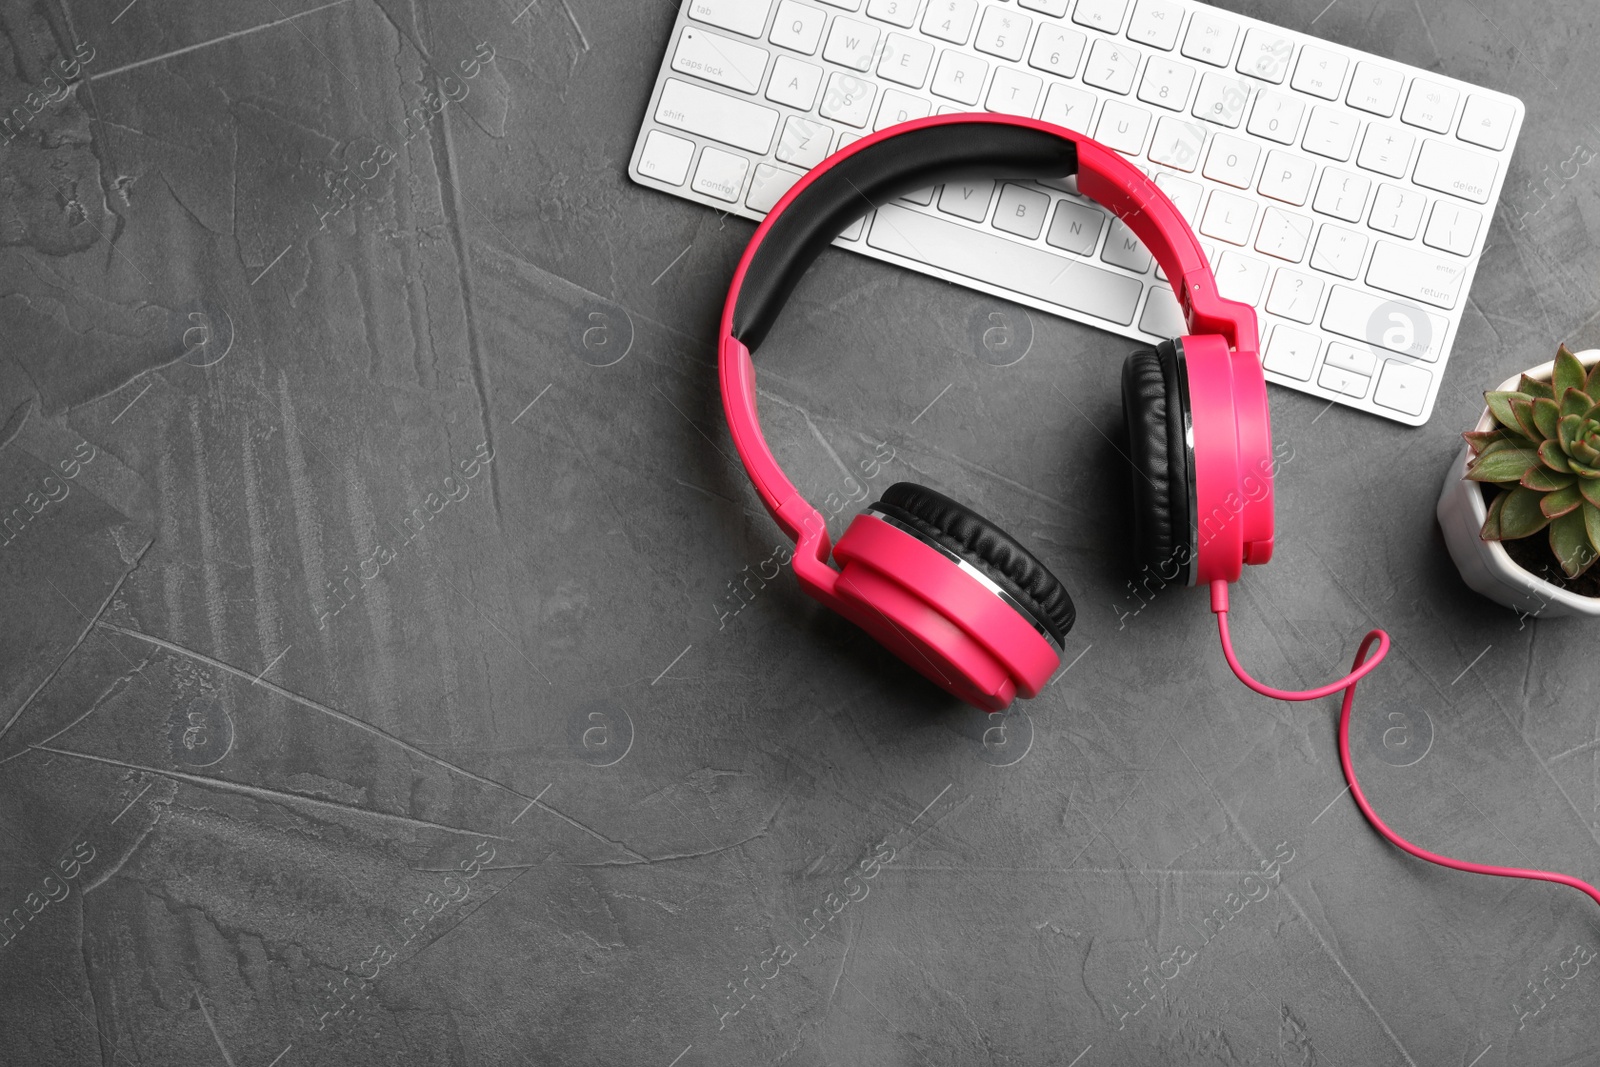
<box><xmin>1210</xmin><ymin>580</ymin><xmax>1600</xmax><ymax>911</ymax></box>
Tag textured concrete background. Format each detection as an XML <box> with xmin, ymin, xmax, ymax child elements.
<box><xmin>2</xmin><ymin>0</ymin><xmax>1600</xmax><ymax>1064</ymax></box>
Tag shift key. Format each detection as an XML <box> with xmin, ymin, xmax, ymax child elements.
<box><xmin>656</xmin><ymin>78</ymin><xmax>779</xmax><ymax>154</ymax></box>
<box><xmin>868</xmin><ymin>204</ymin><xmax>1143</xmax><ymax>325</ymax></box>
<box><xmin>1366</xmin><ymin>240</ymin><xmax>1469</xmax><ymax>309</ymax></box>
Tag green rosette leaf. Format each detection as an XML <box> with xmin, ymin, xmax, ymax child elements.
<box><xmin>1534</xmin><ymin>397</ymin><xmax>1563</xmax><ymax>439</ymax></box>
<box><xmin>1541</xmin><ymin>484</ymin><xmax>1585</xmax><ymax>518</ymax></box>
<box><xmin>1554</xmin><ymin>344</ymin><xmax>1588</xmax><ymax>396</ymax></box>
<box><xmin>1580</xmin><ymin>478</ymin><xmax>1600</xmax><ymax>511</ymax></box>
<box><xmin>1540</xmin><ymin>439</ymin><xmax>1574</xmax><ymax>472</ymax></box>
<box><xmin>1519</xmin><ymin>374</ymin><xmax>1555</xmax><ymax>400</ymax></box>
<box><xmin>1562</xmin><ymin>387</ymin><xmax>1594</xmax><ymax>420</ymax></box>
<box><xmin>1559</xmin><ymin>413</ymin><xmax>1584</xmax><ymax>454</ymax></box>
<box><xmin>1481</xmin><ymin>489</ymin><xmax>1507</xmax><ymax>540</ymax></box>
<box><xmin>1523</xmin><ymin>466</ymin><xmax>1576</xmax><ymax>491</ymax></box>
<box><xmin>1487</xmin><ymin>391</ymin><xmax>1532</xmax><ymax>432</ymax></box>
<box><xmin>1587</xmin><ymin>501</ymin><xmax>1600</xmax><ymax>556</ymax></box>
<box><xmin>1511</xmin><ymin>398</ymin><xmax>1543</xmax><ymax>442</ymax></box>
<box><xmin>1550</xmin><ymin>510</ymin><xmax>1599</xmax><ymax>577</ymax></box>
<box><xmin>1466</xmin><ymin>446</ymin><xmax>1541</xmax><ymax>483</ymax></box>
<box><xmin>1501</xmin><ymin>485</ymin><xmax>1553</xmax><ymax>538</ymax></box>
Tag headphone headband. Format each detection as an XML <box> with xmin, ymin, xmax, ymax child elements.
<box><xmin>718</xmin><ymin>114</ymin><xmax>1262</xmax><ymax>569</ymax></box>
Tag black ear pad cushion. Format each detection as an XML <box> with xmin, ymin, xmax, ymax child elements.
<box><xmin>871</xmin><ymin>482</ymin><xmax>1074</xmax><ymax>644</ymax></box>
<box><xmin>1121</xmin><ymin>341</ymin><xmax>1194</xmax><ymax>579</ymax></box>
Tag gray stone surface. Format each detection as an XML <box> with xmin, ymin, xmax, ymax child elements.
<box><xmin>2</xmin><ymin>0</ymin><xmax>1600</xmax><ymax>1064</ymax></box>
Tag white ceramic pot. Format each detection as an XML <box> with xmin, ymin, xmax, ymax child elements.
<box><xmin>1436</xmin><ymin>348</ymin><xmax>1600</xmax><ymax>618</ymax></box>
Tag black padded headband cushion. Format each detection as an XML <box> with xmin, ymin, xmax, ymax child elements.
<box><xmin>731</xmin><ymin>121</ymin><xmax>1077</xmax><ymax>350</ymax></box>
<box><xmin>1121</xmin><ymin>341</ymin><xmax>1194</xmax><ymax>581</ymax></box>
<box><xmin>872</xmin><ymin>482</ymin><xmax>1075</xmax><ymax>644</ymax></box>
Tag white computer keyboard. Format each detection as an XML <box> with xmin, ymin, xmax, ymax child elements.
<box><xmin>628</xmin><ymin>0</ymin><xmax>1525</xmax><ymax>425</ymax></box>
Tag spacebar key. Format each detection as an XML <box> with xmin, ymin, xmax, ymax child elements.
<box><xmin>867</xmin><ymin>204</ymin><xmax>1143</xmax><ymax>325</ymax></box>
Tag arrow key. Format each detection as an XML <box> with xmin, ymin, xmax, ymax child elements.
<box><xmin>1375</xmin><ymin>359</ymin><xmax>1432</xmax><ymax>416</ymax></box>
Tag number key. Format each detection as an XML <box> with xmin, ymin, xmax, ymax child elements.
<box><xmin>866</xmin><ymin>0</ymin><xmax>918</xmax><ymax>28</ymax></box>
<box><xmin>1030</xmin><ymin>25</ymin><xmax>1087</xmax><ymax>79</ymax></box>
<box><xmin>1138</xmin><ymin>56</ymin><xmax>1196</xmax><ymax>111</ymax></box>
<box><xmin>1083</xmin><ymin>37</ymin><xmax>1141</xmax><ymax>95</ymax></box>
<box><xmin>922</xmin><ymin>0</ymin><xmax>979</xmax><ymax>44</ymax></box>
<box><xmin>1247</xmin><ymin>90</ymin><xmax>1304</xmax><ymax>144</ymax></box>
<box><xmin>1192</xmin><ymin>71</ymin><xmax>1251</xmax><ymax>127</ymax></box>
<box><xmin>975</xmin><ymin>6</ymin><xmax>1032</xmax><ymax>62</ymax></box>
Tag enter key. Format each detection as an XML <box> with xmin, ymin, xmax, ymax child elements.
<box><xmin>1366</xmin><ymin>240</ymin><xmax>1469</xmax><ymax>309</ymax></box>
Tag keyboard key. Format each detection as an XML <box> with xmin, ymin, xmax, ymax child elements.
<box><xmin>922</xmin><ymin>0</ymin><xmax>979</xmax><ymax>44</ymax></box>
<box><xmin>767</xmin><ymin>54</ymin><xmax>824</xmax><ymax>108</ymax></box>
<box><xmin>776</xmin><ymin>115</ymin><xmax>834</xmax><ymax>167</ymax></box>
<box><xmin>1237</xmin><ymin>28</ymin><xmax>1293</xmax><ymax>84</ymax></box>
<box><xmin>875</xmin><ymin>87</ymin><xmax>932</xmax><ymax>130</ymax></box>
<box><xmin>1312</xmin><ymin>168</ymin><xmax>1371</xmax><ymax>222</ymax></box>
<box><xmin>638</xmin><ymin>129</ymin><xmax>696</xmax><ymax>185</ymax></box>
<box><xmin>1319</xmin><ymin>361</ymin><xmax>1371</xmax><ymax>398</ymax></box>
<box><xmin>1030</xmin><ymin>26</ymin><xmax>1088</xmax><ymax>79</ymax></box>
<box><xmin>1139</xmin><ymin>56</ymin><xmax>1197</xmax><ymax>111</ymax></box>
<box><xmin>994</xmin><ymin>183</ymin><xmax>1051</xmax><ymax>239</ymax></box>
<box><xmin>1073</xmin><ymin>0</ymin><xmax>1129</xmax><ymax>34</ymax></box>
<box><xmin>1019</xmin><ymin>0</ymin><xmax>1069</xmax><ymax>14</ymax></box>
<box><xmin>1325</xmin><ymin>340</ymin><xmax>1376</xmax><ymax>376</ymax></box>
<box><xmin>879</xmin><ymin>33</ymin><xmax>935</xmax><ymax>86</ymax></box>
<box><xmin>823</xmin><ymin>16</ymin><xmax>880</xmax><ymax>70</ymax></box>
<box><xmin>1181</xmin><ymin>10</ymin><xmax>1238</xmax><ymax>68</ymax></box>
<box><xmin>1413</xmin><ymin>139</ymin><xmax>1497</xmax><ymax>203</ymax></box>
<box><xmin>1127</xmin><ymin>0</ymin><xmax>1183</xmax><ymax>49</ymax></box>
<box><xmin>1193</xmin><ymin>71</ymin><xmax>1251</xmax><ymax>127</ymax></box>
<box><xmin>1102</xmin><ymin>218</ymin><xmax>1153</xmax><ymax>272</ymax></box>
<box><xmin>1459</xmin><ymin>93</ymin><xmax>1515</xmax><ymax>151</ymax></box>
<box><xmin>1148</xmin><ymin>116</ymin><xmax>1205</xmax><ymax>171</ymax></box>
<box><xmin>1084</xmin><ymin>38</ymin><xmax>1141</xmax><ymax>95</ymax></box>
<box><xmin>1346</xmin><ymin>61</ymin><xmax>1404</xmax><ymax>117</ymax></box>
<box><xmin>1258</xmin><ymin>150</ymin><xmax>1315</xmax><ymax>204</ymax></box>
<box><xmin>1368</xmin><ymin>183</ymin><xmax>1425</xmax><ymax>239</ymax></box>
<box><xmin>1254</xmin><ymin>206</ymin><xmax>1312</xmax><ymax>261</ymax></box>
<box><xmin>1200</xmin><ymin>190</ymin><xmax>1256</xmax><ymax>244</ymax></box>
<box><xmin>975</xmin><ymin>6</ymin><xmax>1031</xmax><ymax>61</ymax></box>
<box><xmin>940</xmin><ymin>179</ymin><xmax>996</xmax><ymax>221</ymax></box>
<box><xmin>1154</xmin><ymin>171</ymin><xmax>1202</xmax><ymax>225</ymax></box>
<box><xmin>1095</xmin><ymin>99</ymin><xmax>1152</xmax><ymax>154</ymax></box>
<box><xmin>1265</xmin><ymin>268</ymin><xmax>1323</xmax><ymax>322</ymax></box>
<box><xmin>820</xmin><ymin>72</ymin><xmax>877</xmax><ymax>125</ymax></box>
<box><xmin>866</xmin><ymin>0</ymin><xmax>919</xmax><ymax>27</ymax></box>
<box><xmin>673</xmin><ymin>27</ymin><xmax>770</xmax><ymax>94</ymax></box>
<box><xmin>1423</xmin><ymin>201</ymin><xmax>1482</xmax><ymax>256</ymax></box>
<box><xmin>1290</xmin><ymin>45</ymin><xmax>1346</xmax><ymax>100</ymax></box>
<box><xmin>747</xmin><ymin>161</ymin><xmax>805</xmax><ymax>211</ymax></box>
<box><xmin>1366</xmin><ymin>239</ymin><xmax>1468</xmax><ymax>308</ymax></box>
<box><xmin>1355</xmin><ymin>124</ymin><xmax>1414</xmax><ymax>178</ymax></box>
<box><xmin>931</xmin><ymin>49</ymin><xmax>988</xmax><ymax>104</ymax></box>
<box><xmin>1203</xmin><ymin>134</ymin><xmax>1260</xmax><ymax>188</ymax></box>
<box><xmin>1374</xmin><ymin>359</ymin><xmax>1432</xmax><ymax>416</ymax></box>
<box><xmin>1264</xmin><ymin>325</ymin><xmax>1320</xmax><ymax>380</ymax></box>
<box><xmin>1047</xmin><ymin>198</ymin><xmax>1107</xmax><ymax>254</ymax></box>
<box><xmin>658</xmin><ymin>78</ymin><xmax>780</xmax><ymax>153</ymax></box>
<box><xmin>1140</xmin><ymin>285</ymin><xmax>1188</xmax><ymax>337</ymax></box>
<box><xmin>1323</xmin><ymin>285</ymin><xmax>1447</xmax><ymax>360</ymax></box>
<box><xmin>1217</xmin><ymin>250</ymin><xmax>1269</xmax><ymax>303</ymax></box>
<box><xmin>988</xmin><ymin>66</ymin><xmax>1044</xmax><ymax>116</ymax></box>
<box><xmin>1041</xmin><ymin>82</ymin><xmax>1098</xmax><ymax>132</ymax></box>
<box><xmin>1310</xmin><ymin>224</ymin><xmax>1366</xmax><ymax>278</ymax></box>
<box><xmin>867</xmin><ymin>203</ymin><xmax>1144</xmax><ymax>323</ymax></box>
<box><xmin>1301</xmin><ymin>106</ymin><xmax>1359</xmax><ymax>160</ymax></box>
<box><xmin>693</xmin><ymin>145</ymin><xmax>751</xmax><ymax>200</ymax></box>
<box><xmin>1247</xmin><ymin>90</ymin><xmax>1304</xmax><ymax>144</ymax></box>
<box><xmin>688</xmin><ymin>0</ymin><xmax>773</xmax><ymax>38</ymax></box>
<box><xmin>1401</xmin><ymin>79</ymin><xmax>1458</xmax><ymax>134</ymax></box>
<box><xmin>770</xmin><ymin>0</ymin><xmax>825</xmax><ymax>53</ymax></box>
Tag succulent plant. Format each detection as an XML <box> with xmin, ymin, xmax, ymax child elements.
<box><xmin>1466</xmin><ymin>344</ymin><xmax>1600</xmax><ymax>579</ymax></box>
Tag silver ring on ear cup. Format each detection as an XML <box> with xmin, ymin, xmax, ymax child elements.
<box><xmin>1172</xmin><ymin>340</ymin><xmax>1200</xmax><ymax>588</ymax></box>
<box><xmin>864</xmin><ymin>508</ymin><xmax>1065</xmax><ymax>655</ymax></box>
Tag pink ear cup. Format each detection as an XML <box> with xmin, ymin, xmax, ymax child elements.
<box><xmin>828</xmin><ymin>515</ymin><xmax>1062</xmax><ymax>710</ymax></box>
<box><xmin>1182</xmin><ymin>334</ymin><xmax>1275</xmax><ymax>584</ymax></box>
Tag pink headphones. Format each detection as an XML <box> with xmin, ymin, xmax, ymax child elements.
<box><xmin>716</xmin><ymin>111</ymin><xmax>1600</xmax><ymax>917</ymax></box>
<box><xmin>720</xmin><ymin>113</ymin><xmax>1272</xmax><ymax>710</ymax></box>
